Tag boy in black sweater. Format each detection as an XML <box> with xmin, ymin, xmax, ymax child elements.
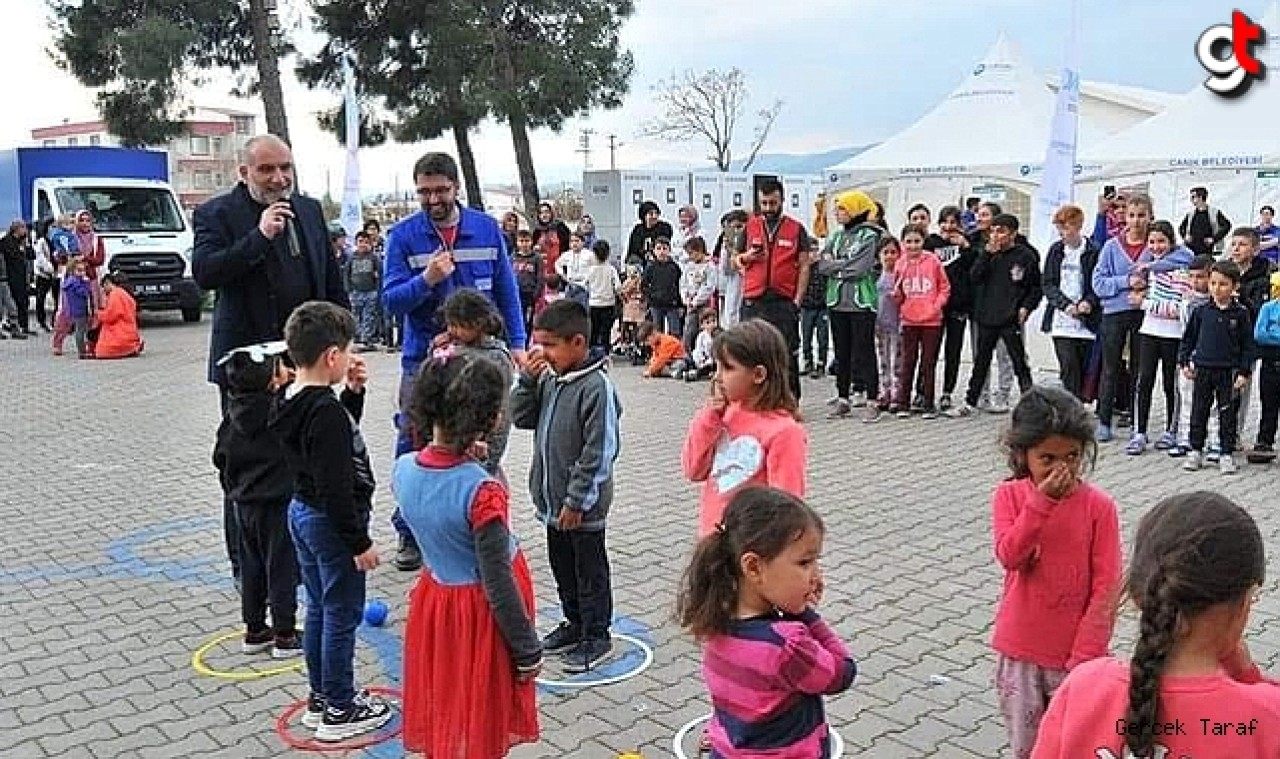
<box><xmin>1180</xmin><ymin>261</ymin><xmax>1256</xmax><ymax>474</ymax></box>
<box><xmin>640</xmin><ymin>237</ymin><xmax>685</xmax><ymax>336</ymax></box>
<box><xmin>952</xmin><ymin>214</ymin><xmax>1041</xmax><ymax>417</ymax></box>
<box><xmin>212</xmin><ymin>341</ymin><xmax>299</xmax><ymax>658</ymax></box>
<box><xmin>270</xmin><ymin>301</ymin><xmax>393</xmax><ymax>742</ymax></box>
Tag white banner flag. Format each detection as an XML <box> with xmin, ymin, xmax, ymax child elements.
<box><xmin>1031</xmin><ymin>0</ymin><xmax>1082</xmax><ymax>252</ymax></box>
<box><xmin>340</xmin><ymin>54</ymin><xmax>363</xmax><ymax>239</ymax></box>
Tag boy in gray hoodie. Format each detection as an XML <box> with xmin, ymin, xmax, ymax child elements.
<box><xmin>510</xmin><ymin>299</ymin><xmax>622</xmax><ymax>673</ymax></box>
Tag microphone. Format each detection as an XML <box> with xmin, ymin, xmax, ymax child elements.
<box><xmin>282</xmin><ymin>196</ymin><xmax>302</xmax><ymax>258</ymax></box>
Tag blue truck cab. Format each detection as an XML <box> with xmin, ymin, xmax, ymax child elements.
<box><xmin>0</xmin><ymin>147</ymin><xmax>203</xmax><ymax>322</ymax></box>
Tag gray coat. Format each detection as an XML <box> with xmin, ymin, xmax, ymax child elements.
<box><xmin>509</xmin><ymin>354</ymin><xmax>622</xmax><ymax>531</ymax></box>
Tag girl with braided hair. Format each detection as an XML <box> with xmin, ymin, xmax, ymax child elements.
<box><xmin>990</xmin><ymin>386</ymin><xmax>1123</xmax><ymax>758</ymax></box>
<box><xmin>1032</xmin><ymin>492</ymin><xmax>1280</xmax><ymax>758</ymax></box>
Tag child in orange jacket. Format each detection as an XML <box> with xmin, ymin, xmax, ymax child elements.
<box><xmin>638</xmin><ymin>320</ymin><xmax>689</xmax><ymax>378</ymax></box>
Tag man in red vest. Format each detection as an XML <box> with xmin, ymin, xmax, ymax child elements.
<box><xmin>733</xmin><ymin>178</ymin><xmax>812</xmax><ymax>399</ymax></box>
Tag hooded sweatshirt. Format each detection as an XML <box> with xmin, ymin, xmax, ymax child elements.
<box><xmin>894</xmin><ymin>251</ymin><xmax>950</xmax><ymax>327</ymax></box>
<box><xmin>626</xmin><ymin>201</ymin><xmax>674</xmax><ymax>266</ymax></box>
<box><xmin>213</xmin><ymin>389</ymin><xmax>294</xmax><ymax>508</ymax></box>
<box><xmin>269</xmin><ymin>385</ymin><xmax>376</xmax><ymax>555</ymax></box>
<box><xmin>509</xmin><ymin>353</ymin><xmax>622</xmax><ymax>531</ymax></box>
<box><xmin>970</xmin><ymin>237</ymin><xmax>1042</xmax><ymax>328</ymax></box>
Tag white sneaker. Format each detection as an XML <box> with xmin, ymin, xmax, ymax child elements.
<box><xmin>1219</xmin><ymin>454</ymin><xmax>1238</xmax><ymax>475</ymax></box>
<box><xmin>1183</xmin><ymin>451</ymin><xmax>1204</xmax><ymax>471</ymax></box>
<box><xmin>944</xmin><ymin>403</ymin><xmax>975</xmax><ymax>419</ymax></box>
<box><xmin>851</xmin><ymin>391</ymin><xmax>868</xmax><ymax>408</ymax></box>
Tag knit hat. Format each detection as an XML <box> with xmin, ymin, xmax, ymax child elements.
<box><xmin>834</xmin><ymin>190</ymin><xmax>878</xmax><ymax>223</ymax></box>
<box><xmin>1271</xmin><ymin>271</ymin><xmax>1280</xmax><ymax>300</ymax></box>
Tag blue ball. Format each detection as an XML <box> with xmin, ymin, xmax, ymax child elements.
<box><xmin>364</xmin><ymin>600</ymin><xmax>389</xmax><ymax>626</ymax></box>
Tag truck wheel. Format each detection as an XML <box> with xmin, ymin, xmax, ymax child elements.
<box><xmin>182</xmin><ymin>307</ymin><xmax>202</xmax><ymax>323</ymax></box>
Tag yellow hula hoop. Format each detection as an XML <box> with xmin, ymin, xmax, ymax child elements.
<box><xmin>191</xmin><ymin>630</ymin><xmax>306</xmax><ymax>681</ymax></box>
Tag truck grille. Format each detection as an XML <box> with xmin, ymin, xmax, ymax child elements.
<box><xmin>108</xmin><ymin>253</ymin><xmax>185</xmax><ymax>283</ymax></box>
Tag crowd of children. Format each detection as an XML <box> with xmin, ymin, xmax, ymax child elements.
<box><xmin>199</xmin><ymin>185</ymin><xmax>1280</xmax><ymax>757</ymax></box>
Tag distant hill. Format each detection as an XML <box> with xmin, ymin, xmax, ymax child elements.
<box><xmin>730</xmin><ymin>145</ymin><xmax>874</xmax><ymax>175</ymax></box>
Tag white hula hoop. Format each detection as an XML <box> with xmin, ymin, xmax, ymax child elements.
<box><xmin>535</xmin><ymin>632</ymin><xmax>654</xmax><ymax>688</ymax></box>
<box><xmin>671</xmin><ymin>713</ymin><xmax>844</xmax><ymax>759</ymax></box>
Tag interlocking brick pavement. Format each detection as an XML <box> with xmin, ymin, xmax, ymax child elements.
<box><xmin>2</xmin><ymin>318</ymin><xmax>1279</xmax><ymax>758</ymax></box>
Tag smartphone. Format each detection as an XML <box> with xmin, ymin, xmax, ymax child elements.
<box><xmin>1104</xmin><ymin>185</ymin><xmax>1117</xmax><ymax>200</ymax></box>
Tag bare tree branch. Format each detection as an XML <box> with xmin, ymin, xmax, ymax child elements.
<box><xmin>637</xmin><ymin>67</ymin><xmax>778</xmax><ymax>172</ymax></box>
<box><xmin>741</xmin><ymin>98</ymin><xmax>783</xmax><ymax>173</ymax></box>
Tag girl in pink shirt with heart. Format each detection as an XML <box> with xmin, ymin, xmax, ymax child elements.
<box><xmin>682</xmin><ymin>319</ymin><xmax>808</xmax><ymax>538</ymax></box>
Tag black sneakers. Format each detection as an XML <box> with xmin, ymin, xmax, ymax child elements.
<box><xmin>272</xmin><ymin>633</ymin><xmax>302</xmax><ymax>659</ymax></box>
<box><xmin>1247</xmin><ymin>444</ymin><xmax>1277</xmax><ymax>464</ymax></box>
<box><xmin>561</xmin><ymin>636</ymin><xmax>613</xmax><ymax>674</ymax></box>
<box><xmin>242</xmin><ymin>628</ymin><xmax>274</xmax><ymax>655</ymax></box>
<box><xmin>394</xmin><ymin>537</ymin><xmax>422</xmax><ymax>572</ymax></box>
<box><xmin>541</xmin><ymin>621</ymin><xmax>582</xmax><ymax>655</ymax></box>
<box><xmin>315</xmin><ymin>691</ymin><xmax>394</xmax><ymax>742</ymax></box>
<box><xmin>302</xmin><ymin>693</ymin><xmax>325</xmax><ymax>729</ymax></box>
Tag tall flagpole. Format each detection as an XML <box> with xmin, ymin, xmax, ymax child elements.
<box><xmin>1031</xmin><ymin>0</ymin><xmax>1082</xmax><ymax>252</ymax></box>
<box><xmin>340</xmin><ymin>53</ymin><xmax>363</xmax><ymax>237</ymax></box>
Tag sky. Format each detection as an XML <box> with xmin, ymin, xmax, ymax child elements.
<box><xmin>4</xmin><ymin>0</ymin><xmax>1271</xmax><ymax>198</ymax></box>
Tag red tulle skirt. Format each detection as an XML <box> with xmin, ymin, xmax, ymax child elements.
<box><xmin>402</xmin><ymin>551</ymin><xmax>539</xmax><ymax>758</ymax></box>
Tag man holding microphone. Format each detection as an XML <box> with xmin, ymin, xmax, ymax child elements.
<box><xmin>194</xmin><ymin>134</ymin><xmax>349</xmax><ymax>587</ymax></box>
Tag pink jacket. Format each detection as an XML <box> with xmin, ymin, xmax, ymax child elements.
<box><xmin>682</xmin><ymin>402</ymin><xmax>807</xmax><ymax>537</ymax></box>
<box><xmin>893</xmin><ymin>252</ymin><xmax>950</xmax><ymax>327</ymax></box>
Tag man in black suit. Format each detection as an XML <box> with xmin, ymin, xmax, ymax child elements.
<box><xmin>193</xmin><ymin>134</ymin><xmax>348</xmax><ymax>586</ymax></box>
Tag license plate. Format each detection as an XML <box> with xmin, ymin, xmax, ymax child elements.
<box><xmin>139</xmin><ymin>284</ymin><xmax>172</xmax><ymax>295</ymax></box>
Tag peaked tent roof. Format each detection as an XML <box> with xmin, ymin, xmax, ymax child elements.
<box><xmin>1083</xmin><ymin>2</ymin><xmax>1280</xmax><ymax>176</ymax></box>
<box><xmin>827</xmin><ymin>34</ymin><xmax>1106</xmax><ymax>186</ymax></box>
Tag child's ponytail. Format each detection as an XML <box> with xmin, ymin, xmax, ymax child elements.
<box><xmin>1124</xmin><ymin>569</ymin><xmax>1180</xmax><ymax>758</ymax></box>
<box><xmin>676</xmin><ymin>528</ymin><xmax>741</xmax><ymax>639</ymax></box>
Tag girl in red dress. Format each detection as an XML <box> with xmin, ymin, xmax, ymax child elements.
<box><xmin>394</xmin><ymin>351</ymin><xmax>541</xmax><ymax>757</ymax></box>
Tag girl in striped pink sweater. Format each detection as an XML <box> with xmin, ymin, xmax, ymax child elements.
<box><xmin>677</xmin><ymin>486</ymin><xmax>856</xmax><ymax>758</ymax></box>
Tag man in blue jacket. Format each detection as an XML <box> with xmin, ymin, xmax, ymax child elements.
<box><xmin>382</xmin><ymin>152</ymin><xmax>527</xmax><ymax>570</ymax></box>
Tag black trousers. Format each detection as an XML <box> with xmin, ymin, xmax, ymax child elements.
<box><xmin>546</xmin><ymin>526</ymin><xmax>612</xmax><ymax>639</ymax></box>
<box><xmin>1258</xmin><ymin>356</ymin><xmax>1280</xmax><ymax>447</ymax></box>
<box><xmin>237</xmin><ymin>500</ymin><xmax>299</xmax><ymax>634</ymax></box>
<box><xmin>741</xmin><ymin>294</ymin><xmax>802</xmax><ymax>400</ymax></box>
<box><xmin>589</xmin><ymin>305</ymin><xmax>615</xmax><ymax>350</ymax></box>
<box><xmin>1097</xmin><ymin>311</ymin><xmax>1144</xmax><ymax>426</ymax></box>
<box><xmin>8</xmin><ymin>277</ymin><xmax>28</xmax><ymax>331</ymax></box>
<box><xmin>941</xmin><ymin>312</ymin><xmax>968</xmax><ymax>396</ymax></box>
<box><xmin>830</xmin><ymin>310</ymin><xmax>877</xmax><ymax>401</ymax></box>
<box><xmin>966</xmin><ymin>323</ymin><xmax>1033</xmax><ymax>407</ymax></box>
<box><xmin>1190</xmin><ymin>367</ymin><xmax>1239</xmax><ymax>453</ymax></box>
<box><xmin>218</xmin><ymin>389</ymin><xmax>241</xmax><ymax>580</ymax></box>
<box><xmin>1053</xmin><ymin>337</ymin><xmax>1092</xmax><ymax>402</ymax></box>
<box><xmin>1136</xmin><ymin>334</ymin><xmax>1180</xmax><ymax>435</ymax></box>
<box><xmin>35</xmin><ymin>276</ymin><xmax>58</xmax><ymax>327</ymax></box>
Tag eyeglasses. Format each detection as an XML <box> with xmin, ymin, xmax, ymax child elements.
<box><xmin>217</xmin><ymin>340</ymin><xmax>289</xmax><ymax>367</ymax></box>
<box><xmin>416</xmin><ymin>185</ymin><xmax>455</xmax><ymax>199</ymax></box>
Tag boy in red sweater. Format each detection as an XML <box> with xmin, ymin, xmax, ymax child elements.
<box><xmin>893</xmin><ymin>224</ymin><xmax>950</xmax><ymax>418</ymax></box>
<box><xmin>991</xmin><ymin>387</ymin><xmax>1122</xmax><ymax>759</ymax></box>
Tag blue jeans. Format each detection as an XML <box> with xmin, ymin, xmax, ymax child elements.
<box><xmin>289</xmin><ymin>499</ymin><xmax>366</xmax><ymax>710</ymax></box>
<box><xmin>391</xmin><ymin>370</ymin><xmax>417</xmax><ymax>545</ymax></box>
<box><xmin>648</xmin><ymin>306</ymin><xmax>684</xmax><ymax>336</ymax></box>
<box><xmin>350</xmin><ymin>290</ymin><xmax>380</xmax><ymax>344</ymax></box>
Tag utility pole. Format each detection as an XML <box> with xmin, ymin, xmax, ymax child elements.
<box><xmin>576</xmin><ymin>128</ymin><xmax>596</xmax><ymax>170</ymax></box>
<box><xmin>606</xmin><ymin>133</ymin><xmax>623</xmax><ymax>170</ymax></box>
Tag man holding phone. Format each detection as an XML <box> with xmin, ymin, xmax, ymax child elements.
<box><xmin>194</xmin><ymin>134</ymin><xmax>350</xmax><ymax>587</ymax></box>
<box><xmin>735</xmin><ymin>178</ymin><xmax>812</xmax><ymax>399</ymax></box>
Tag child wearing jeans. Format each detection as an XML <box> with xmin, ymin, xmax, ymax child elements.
<box><xmin>511</xmin><ymin>300</ymin><xmax>622</xmax><ymax>673</ymax></box>
<box><xmin>992</xmin><ymin>387</ymin><xmax>1122</xmax><ymax>759</ymax></box>
<box><xmin>344</xmin><ymin>232</ymin><xmax>382</xmax><ymax>349</ymax></box>
<box><xmin>872</xmin><ymin>236</ymin><xmax>902</xmax><ymax>420</ymax></box>
<box><xmin>270</xmin><ymin>301</ymin><xmax>392</xmax><ymax>741</ymax></box>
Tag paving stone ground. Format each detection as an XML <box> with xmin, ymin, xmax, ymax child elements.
<box><xmin>3</xmin><ymin>316</ymin><xmax>1279</xmax><ymax>759</ymax></box>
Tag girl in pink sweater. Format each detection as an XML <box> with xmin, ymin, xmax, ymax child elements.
<box><xmin>991</xmin><ymin>386</ymin><xmax>1123</xmax><ymax>759</ymax></box>
<box><xmin>682</xmin><ymin>319</ymin><xmax>807</xmax><ymax>538</ymax></box>
<box><xmin>1033</xmin><ymin>492</ymin><xmax>1280</xmax><ymax>759</ymax></box>
<box><xmin>893</xmin><ymin>224</ymin><xmax>950</xmax><ymax>417</ymax></box>
<box><xmin>677</xmin><ymin>486</ymin><xmax>855</xmax><ymax>758</ymax></box>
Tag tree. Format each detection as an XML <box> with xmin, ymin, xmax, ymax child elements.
<box><xmin>300</xmin><ymin>0</ymin><xmax>492</xmax><ymax>209</ymax></box>
<box><xmin>639</xmin><ymin>68</ymin><xmax>783</xmax><ymax>172</ymax></box>
<box><xmin>47</xmin><ymin>0</ymin><xmax>292</xmax><ymax>146</ymax></box>
<box><xmin>481</xmin><ymin>0</ymin><xmax>635</xmax><ymax>215</ymax></box>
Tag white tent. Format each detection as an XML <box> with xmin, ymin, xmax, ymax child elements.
<box><xmin>825</xmin><ymin>34</ymin><xmax>1107</xmax><ymax>226</ymax></box>
<box><xmin>1083</xmin><ymin>3</ymin><xmax>1280</xmax><ymax>226</ymax></box>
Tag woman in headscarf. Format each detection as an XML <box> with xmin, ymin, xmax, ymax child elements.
<box><xmin>73</xmin><ymin>210</ymin><xmax>106</xmax><ymax>308</ymax></box>
<box><xmin>670</xmin><ymin>205</ymin><xmax>702</xmax><ymax>264</ymax></box>
<box><xmin>625</xmin><ymin>200</ymin><xmax>673</xmax><ymax>268</ymax></box>
<box><xmin>532</xmin><ymin>202</ymin><xmax>571</xmax><ymax>277</ymax></box>
<box><xmin>817</xmin><ymin>190</ymin><xmax>885</xmax><ymax>420</ymax></box>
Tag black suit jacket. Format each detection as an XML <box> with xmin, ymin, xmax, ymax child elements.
<box><xmin>193</xmin><ymin>183</ymin><xmax>349</xmax><ymax>384</ymax></box>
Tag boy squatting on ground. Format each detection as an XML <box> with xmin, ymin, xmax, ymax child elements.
<box><xmin>510</xmin><ymin>300</ymin><xmax>623</xmax><ymax>672</ymax></box>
